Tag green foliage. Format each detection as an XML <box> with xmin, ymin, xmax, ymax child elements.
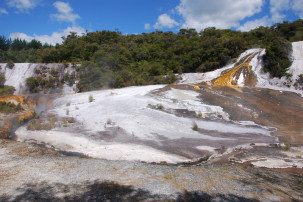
<box><xmin>262</xmin><ymin>35</ymin><xmax>291</xmax><ymax>78</ymax></box>
<box><xmin>25</xmin><ymin>67</ymin><xmax>63</xmax><ymax>93</ymax></box>
<box><xmin>0</xmin><ymin>35</ymin><xmax>10</xmax><ymax>51</ymax></box>
<box><xmin>0</xmin><ymin>73</ymin><xmax>5</xmax><ymax>88</ymax></box>
<box><xmin>156</xmin><ymin>104</ymin><xmax>164</xmax><ymax>110</ymax></box>
<box><xmin>0</xmin><ymin>86</ymin><xmax>15</xmax><ymax>96</ymax></box>
<box><xmin>26</xmin><ymin>77</ymin><xmax>40</xmax><ymax>93</ymax></box>
<box><xmin>67</xmin><ymin>117</ymin><xmax>76</xmax><ymax>123</ymax></box>
<box><xmin>89</xmin><ymin>95</ymin><xmax>94</xmax><ymax>102</ymax></box>
<box><xmin>274</xmin><ymin>20</ymin><xmax>303</xmax><ymax>42</ymax></box>
<box><xmin>2</xmin><ymin>20</ymin><xmax>302</xmax><ymax>90</ymax></box>
<box><xmin>6</xmin><ymin>61</ymin><xmax>14</xmax><ymax>69</ymax></box>
<box><xmin>27</xmin><ymin>113</ymin><xmax>58</xmax><ymax>131</ymax></box>
<box><xmin>192</xmin><ymin>121</ymin><xmax>199</xmax><ymax>131</ymax></box>
<box><xmin>284</xmin><ymin>142</ymin><xmax>291</xmax><ymax>150</ymax></box>
<box><xmin>0</xmin><ymin>102</ymin><xmax>22</xmax><ymax>114</ymax></box>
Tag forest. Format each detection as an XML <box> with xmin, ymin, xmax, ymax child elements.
<box><xmin>0</xmin><ymin>20</ymin><xmax>303</xmax><ymax>92</ymax></box>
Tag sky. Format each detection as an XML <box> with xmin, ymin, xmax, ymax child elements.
<box><xmin>0</xmin><ymin>0</ymin><xmax>302</xmax><ymax>45</ymax></box>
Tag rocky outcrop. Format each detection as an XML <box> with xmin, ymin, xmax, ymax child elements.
<box><xmin>0</xmin><ymin>63</ymin><xmax>77</xmax><ymax>95</ymax></box>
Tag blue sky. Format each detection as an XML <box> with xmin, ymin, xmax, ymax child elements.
<box><xmin>0</xmin><ymin>0</ymin><xmax>302</xmax><ymax>45</ymax></box>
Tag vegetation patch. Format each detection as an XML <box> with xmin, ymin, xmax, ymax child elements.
<box><xmin>27</xmin><ymin>112</ymin><xmax>77</xmax><ymax>131</ymax></box>
<box><xmin>0</xmin><ymin>86</ymin><xmax>15</xmax><ymax>97</ymax></box>
<box><xmin>0</xmin><ymin>73</ymin><xmax>15</xmax><ymax>96</ymax></box>
<box><xmin>2</xmin><ymin>20</ymin><xmax>303</xmax><ymax>90</ymax></box>
<box><xmin>156</xmin><ymin>104</ymin><xmax>164</xmax><ymax>110</ymax></box>
<box><xmin>192</xmin><ymin>121</ymin><xmax>199</xmax><ymax>131</ymax></box>
<box><xmin>89</xmin><ymin>95</ymin><xmax>94</xmax><ymax>102</ymax></box>
<box><xmin>0</xmin><ymin>101</ymin><xmax>22</xmax><ymax>114</ymax></box>
<box><xmin>27</xmin><ymin>113</ymin><xmax>58</xmax><ymax>131</ymax></box>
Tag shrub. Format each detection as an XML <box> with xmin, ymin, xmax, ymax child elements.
<box><xmin>89</xmin><ymin>95</ymin><xmax>94</xmax><ymax>102</ymax></box>
<box><xmin>284</xmin><ymin>142</ymin><xmax>291</xmax><ymax>150</ymax></box>
<box><xmin>67</xmin><ymin>117</ymin><xmax>75</xmax><ymax>123</ymax></box>
<box><xmin>26</xmin><ymin>77</ymin><xmax>39</xmax><ymax>93</ymax></box>
<box><xmin>6</xmin><ymin>61</ymin><xmax>14</xmax><ymax>69</ymax></box>
<box><xmin>0</xmin><ymin>102</ymin><xmax>22</xmax><ymax>114</ymax></box>
<box><xmin>192</xmin><ymin>121</ymin><xmax>199</xmax><ymax>131</ymax></box>
<box><xmin>156</xmin><ymin>104</ymin><xmax>164</xmax><ymax>110</ymax></box>
<box><xmin>66</xmin><ymin>102</ymin><xmax>71</xmax><ymax>106</ymax></box>
<box><xmin>0</xmin><ymin>86</ymin><xmax>15</xmax><ymax>96</ymax></box>
<box><xmin>0</xmin><ymin>73</ymin><xmax>5</xmax><ymax>88</ymax></box>
<box><xmin>297</xmin><ymin>74</ymin><xmax>303</xmax><ymax>84</ymax></box>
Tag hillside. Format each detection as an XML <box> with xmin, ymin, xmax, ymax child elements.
<box><xmin>0</xmin><ymin>38</ymin><xmax>303</xmax><ymax>202</ymax></box>
<box><xmin>7</xmin><ymin>41</ymin><xmax>301</xmax><ymax>168</ymax></box>
<box><xmin>2</xmin><ymin>20</ymin><xmax>303</xmax><ymax>92</ymax></box>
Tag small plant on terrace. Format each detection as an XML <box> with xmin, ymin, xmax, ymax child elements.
<box><xmin>156</xmin><ymin>104</ymin><xmax>164</xmax><ymax>110</ymax></box>
<box><xmin>6</xmin><ymin>61</ymin><xmax>14</xmax><ymax>69</ymax></box>
<box><xmin>66</xmin><ymin>102</ymin><xmax>71</xmax><ymax>106</ymax></box>
<box><xmin>67</xmin><ymin>117</ymin><xmax>76</xmax><ymax>123</ymax></box>
<box><xmin>89</xmin><ymin>95</ymin><xmax>94</xmax><ymax>102</ymax></box>
<box><xmin>284</xmin><ymin>142</ymin><xmax>291</xmax><ymax>150</ymax></box>
<box><xmin>192</xmin><ymin>121</ymin><xmax>199</xmax><ymax>131</ymax></box>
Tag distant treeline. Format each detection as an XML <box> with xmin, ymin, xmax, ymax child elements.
<box><xmin>1</xmin><ymin>20</ymin><xmax>303</xmax><ymax>92</ymax></box>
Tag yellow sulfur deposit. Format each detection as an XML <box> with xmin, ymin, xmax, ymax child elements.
<box><xmin>18</xmin><ymin>110</ymin><xmax>35</xmax><ymax>123</ymax></box>
<box><xmin>0</xmin><ymin>95</ymin><xmax>24</xmax><ymax>104</ymax></box>
<box><xmin>213</xmin><ymin>52</ymin><xmax>259</xmax><ymax>92</ymax></box>
<box><xmin>191</xmin><ymin>85</ymin><xmax>200</xmax><ymax>90</ymax></box>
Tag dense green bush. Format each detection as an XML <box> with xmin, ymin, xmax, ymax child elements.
<box><xmin>26</xmin><ymin>77</ymin><xmax>40</xmax><ymax>93</ymax></box>
<box><xmin>0</xmin><ymin>73</ymin><xmax>5</xmax><ymax>88</ymax></box>
<box><xmin>263</xmin><ymin>36</ymin><xmax>292</xmax><ymax>77</ymax></box>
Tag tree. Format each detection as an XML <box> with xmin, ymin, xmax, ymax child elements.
<box><xmin>0</xmin><ymin>36</ymin><xmax>10</xmax><ymax>51</ymax></box>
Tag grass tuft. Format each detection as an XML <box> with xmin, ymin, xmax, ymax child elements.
<box><xmin>156</xmin><ymin>104</ymin><xmax>164</xmax><ymax>110</ymax></box>
<box><xmin>89</xmin><ymin>95</ymin><xmax>94</xmax><ymax>102</ymax></box>
<box><xmin>192</xmin><ymin>121</ymin><xmax>199</xmax><ymax>131</ymax></box>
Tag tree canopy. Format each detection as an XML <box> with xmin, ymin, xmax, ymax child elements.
<box><xmin>1</xmin><ymin>20</ymin><xmax>303</xmax><ymax>91</ymax></box>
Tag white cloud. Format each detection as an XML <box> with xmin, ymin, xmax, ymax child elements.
<box><xmin>270</xmin><ymin>0</ymin><xmax>290</xmax><ymax>22</ymax></box>
<box><xmin>52</xmin><ymin>1</ymin><xmax>80</xmax><ymax>23</ymax></box>
<box><xmin>144</xmin><ymin>23</ymin><xmax>151</xmax><ymax>30</ymax></box>
<box><xmin>238</xmin><ymin>0</ymin><xmax>303</xmax><ymax>32</ymax></box>
<box><xmin>238</xmin><ymin>16</ymin><xmax>269</xmax><ymax>32</ymax></box>
<box><xmin>177</xmin><ymin>0</ymin><xmax>263</xmax><ymax>31</ymax></box>
<box><xmin>7</xmin><ymin>0</ymin><xmax>37</xmax><ymax>13</ymax></box>
<box><xmin>153</xmin><ymin>13</ymin><xmax>179</xmax><ymax>29</ymax></box>
<box><xmin>0</xmin><ymin>8</ymin><xmax>9</xmax><ymax>14</ymax></box>
<box><xmin>292</xmin><ymin>0</ymin><xmax>303</xmax><ymax>18</ymax></box>
<box><xmin>9</xmin><ymin>26</ymin><xmax>86</xmax><ymax>45</ymax></box>
<box><xmin>9</xmin><ymin>32</ymin><xmax>34</xmax><ymax>41</ymax></box>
